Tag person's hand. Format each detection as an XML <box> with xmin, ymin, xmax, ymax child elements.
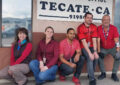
<box><xmin>93</xmin><ymin>52</ymin><xmax>99</xmax><ymax>59</ymax></box>
<box><xmin>88</xmin><ymin>53</ymin><xmax>94</xmax><ymax>61</ymax></box>
<box><xmin>8</xmin><ymin>70</ymin><xmax>12</xmax><ymax>75</ymax></box>
<box><xmin>116</xmin><ymin>47</ymin><xmax>120</xmax><ymax>52</ymax></box>
<box><xmin>41</xmin><ymin>66</ymin><xmax>48</xmax><ymax>72</ymax></box>
<box><xmin>39</xmin><ymin>61</ymin><xmax>44</xmax><ymax>70</ymax></box>
<box><xmin>69</xmin><ymin>63</ymin><xmax>76</xmax><ymax>68</ymax></box>
<box><xmin>74</xmin><ymin>55</ymin><xmax>79</xmax><ymax>63</ymax></box>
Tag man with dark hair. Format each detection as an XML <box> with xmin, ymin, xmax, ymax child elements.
<box><xmin>77</xmin><ymin>12</ymin><xmax>99</xmax><ymax>85</ymax></box>
<box><xmin>97</xmin><ymin>15</ymin><xmax>120</xmax><ymax>82</ymax></box>
<box><xmin>84</xmin><ymin>12</ymin><xmax>93</xmax><ymax>18</ymax></box>
<box><xmin>59</xmin><ymin>28</ymin><xmax>85</xmax><ymax>85</ymax></box>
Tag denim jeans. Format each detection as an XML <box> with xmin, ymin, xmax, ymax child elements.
<box><xmin>29</xmin><ymin>60</ymin><xmax>58</xmax><ymax>83</ymax></box>
<box><xmin>59</xmin><ymin>55</ymin><xmax>85</xmax><ymax>78</ymax></box>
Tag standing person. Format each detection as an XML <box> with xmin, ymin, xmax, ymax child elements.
<box><xmin>59</xmin><ymin>28</ymin><xmax>85</xmax><ymax>85</ymax></box>
<box><xmin>97</xmin><ymin>15</ymin><xmax>120</xmax><ymax>82</ymax></box>
<box><xmin>77</xmin><ymin>12</ymin><xmax>99</xmax><ymax>85</ymax></box>
<box><xmin>29</xmin><ymin>26</ymin><xmax>59</xmax><ymax>85</ymax></box>
<box><xmin>0</xmin><ymin>27</ymin><xmax>32</xmax><ymax>85</ymax></box>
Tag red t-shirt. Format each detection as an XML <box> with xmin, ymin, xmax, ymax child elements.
<box><xmin>77</xmin><ymin>23</ymin><xmax>98</xmax><ymax>48</ymax></box>
<box><xmin>98</xmin><ymin>24</ymin><xmax>119</xmax><ymax>49</ymax></box>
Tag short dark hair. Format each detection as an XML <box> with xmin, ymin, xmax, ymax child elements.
<box><xmin>84</xmin><ymin>12</ymin><xmax>93</xmax><ymax>18</ymax></box>
<box><xmin>67</xmin><ymin>28</ymin><xmax>75</xmax><ymax>34</ymax></box>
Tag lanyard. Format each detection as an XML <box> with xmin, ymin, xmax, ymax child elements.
<box><xmin>67</xmin><ymin>39</ymin><xmax>73</xmax><ymax>59</ymax></box>
<box><xmin>102</xmin><ymin>26</ymin><xmax>110</xmax><ymax>40</ymax></box>
<box><xmin>43</xmin><ymin>44</ymin><xmax>47</xmax><ymax>64</ymax></box>
<box><xmin>88</xmin><ymin>27</ymin><xmax>91</xmax><ymax>41</ymax></box>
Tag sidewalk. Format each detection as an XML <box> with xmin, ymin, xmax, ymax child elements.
<box><xmin>0</xmin><ymin>73</ymin><xmax>120</xmax><ymax>85</ymax></box>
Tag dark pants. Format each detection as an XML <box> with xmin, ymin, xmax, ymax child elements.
<box><xmin>98</xmin><ymin>47</ymin><xmax>120</xmax><ymax>74</ymax></box>
<box><xmin>82</xmin><ymin>47</ymin><xmax>98</xmax><ymax>81</ymax></box>
<box><xmin>59</xmin><ymin>55</ymin><xmax>85</xmax><ymax>78</ymax></box>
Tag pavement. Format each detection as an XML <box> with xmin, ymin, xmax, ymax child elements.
<box><xmin>0</xmin><ymin>73</ymin><xmax>120</xmax><ymax>85</ymax></box>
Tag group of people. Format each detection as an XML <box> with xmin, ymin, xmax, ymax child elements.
<box><xmin>0</xmin><ymin>12</ymin><xmax>120</xmax><ymax>85</ymax></box>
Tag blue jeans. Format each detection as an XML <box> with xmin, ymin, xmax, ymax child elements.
<box><xmin>29</xmin><ymin>60</ymin><xmax>58</xmax><ymax>83</ymax></box>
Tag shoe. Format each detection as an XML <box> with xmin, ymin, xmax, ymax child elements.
<box><xmin>111</xmin><ymin>73</ymin><xmax>119</xmax><ymax>82</ymax></box>
<box><xmin>87</xmin><ymin>75</ymin><xmax>89</xmax><ymax>79</ymax></box>
<box><xmin>72</xmin><ymin>76</ymin><xmax>81</xmax><ymax>85</ymax></box>
<box><xmin>18</xmin><ymin>78</ymin><xmax>27</xmax><ymax>85</ymax></box>
<box><xmin>36</xmin><ymin>83</ymin><xmax>43</xmax><ymax>85</ymax></box>
<box><xmin>36</xmin><ymin>81</ymin><xmax>45</xmax><ymax>85</ymax></box>
<box><xmin>98</xmin><ymin>72</ymin><xmax>106</xmax><ymax>80</ymax></box>
<box><xmin>89</xmin><ymin>79</ymin><xmax>96</xmax><ymax>85</ymax></box>
<box><xmin>59</xmin><ymin>75</ymin><xmax>66</xmax><ymax>81</ymax></box>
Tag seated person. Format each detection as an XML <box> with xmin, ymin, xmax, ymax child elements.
<box><xmin>29</xmin><ymin>26</ymin><xmax>59</xmax><ymax>85</ymax></box>
<box><xmin>59</xmin><ymin>28</ymin><xmax>85</xmax><ymax>85</ymax></box>
<box><xmin>0</xmin><ymin>27</ymin><xmax>32</xmax><ymax>85</ymax></box>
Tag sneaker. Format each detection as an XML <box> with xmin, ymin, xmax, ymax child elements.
<box><xmin>98</xmin><ymin>72</ymin><xmax>106</xmax><ymax>80</ymax></box>
<box><xmin>89</xmin><ymin>79</ymin><xmax>96</xmax><ymax>85</ymax></box>
<box><xmin>36</xmin><ymin>83</ymin><xmax>43</xmax><ymax>85</ymax></box>
<box><xmin>87</xmin><ymin>75</ymin><xmax>89</xmax><ymax>79</ymax></box>
<box><xmin>72</xmin><ymin>76</ymin><xmax>81</xmax><ymax>85</ymax></box>
<box><xmin>111</xmin><ymin>73</ymin><xmax>119</xmax><ymax>82</ymax></box>
<box><xmin>59</xmin><ymin>75</ymin><xmax>66</xmax><ymax>81</ymax></box>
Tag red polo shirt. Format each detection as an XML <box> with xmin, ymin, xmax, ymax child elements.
<box><xmin>77</xmin><ymin>23</ymin><xmax>98</xmax><ymax>48</ymax></box>
<box><xmin>60</xmin><ymin>38</ymin><xmax>81</xmax><ymax>60</ymax></box>
<box><xmin>98</xmin><ymin>24</ymin><xmax>119</xmax><ymax>49</ymax></box>
<box><xmin>58</xmin><ymin>38</ymin><xmax>81</xmax><ymax>66</ymax></box>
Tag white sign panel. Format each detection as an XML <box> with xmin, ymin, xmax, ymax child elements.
<box><xmin>37</xmin><ymin>0</ymin><xmax>113</xmax><ymax>23</ymax></box>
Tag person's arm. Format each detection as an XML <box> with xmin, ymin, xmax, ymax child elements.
<box><xmin>59</xmin><ymin>41</ymin><xmax>76</xmax><ymax>68</ymax></box>
<box><xmin>113</xmin><ymin>27</ymin><xmax>120</xmax><ymax>52</ymax></box>
<box><xmin>81</xmin><ymin>39</ymin><xmax>94</xmax><ymax>60</ymax></box>
<box><xmin>97</xmin><ymin>38</ymin><xmax>101</xmax><ymax>53</ymax></box>
<box><xmin>59</xmin><ymin>54</ymin><xmax>76</xmax><ymax>68</ymax></box>
<box><xmin>114</xmin><ymin>38</ymin><xmax>119</xmax><ymax>44</ymax></box>
<box><xmin>46</xmin><ymin>42</ymin><xmax>59</xmax><ymax>68</ymax></box>
<box><xmin>13</xmin><ymin>43</ymin><xmax>32</xmax><ymax>65</ymax></box>
<box><xmin>74</xmin><ymin>40</ymin><xmax>81</xmax><ymax>62</ymax></box>
<box><xmin>97</xmin><ymin>27</ymin><xmax>101</xmax><ymax>53</ymax></box>
<box><xmin>10</xmin><ymin>45</ymin><xmax>15</xmax><ymax>66</ymax></box>
<box><xmin>77</xmin><ymin>26</ymin><xmax>91</xmax><ymax>55</ymax></box>
<box><xmin>74</xmin><ymin>49</ymin><xmax>81</xmax><ymax>63</ymax></box>
<box><xmin>92</xmin><ymin>38</ymin><xmax>97</xmax><ymax>52</ymax></box>
<box><xmin>36</xmin><ymin>41</ymin><xmax>44</xmax><ymax>70</ymax></box>
<box><xmin>36</xmin><ymin>42</ymin><xmax>43</xmax><ymax>61</ymax></box>
<box><xmin>114</xmin><ymin>38</ymin><xmax>120</xmax><ymax>52</ymax></box>
<box><xmin>114</xmin><ymin>26</ymin><xmax>120</xmax><ymax>51</ymax></box>
<box><xmin>92</xmin><ymin>26</ymin><xmax>99</xmax><ymax>59</ymax></box>
<box><xmin>78</xmin><ymin>26</ymin><xmax>94</xmax><ymax>60</ymax></box>
<box><xmin>92</xmin><ymin>38</ymin><xmax>99</xmax><ymax>59</ymax></box>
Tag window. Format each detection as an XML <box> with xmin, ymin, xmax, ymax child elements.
<box><xmin>0</xmin><ymin>0</ymin><xmax>2</xmax><ymax>46</ymax></box>
<box><xmin>114</xmin><ymin>0</ymin><xmax>120</xmax><ymax>33</ymax></box>
<box><xmin>1</xmin><ymin>0</ymin><xmax>32</xmax><ymax>47</ymax></box>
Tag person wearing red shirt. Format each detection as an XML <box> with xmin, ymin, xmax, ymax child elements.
<box><xmin>0</xmin><ymin>28</ymin><xmax>32</xmax><ymax>85</ymax></box>
<box><xmin>97</xmin><ymin>15</ymin><xmax>120</xmax><ymax>82</ymax></box>
<box><xmin>77</xmin><ymin>12</ymin><xmax>99</xmax><ymax>85</ymax></box>
<box><xmin>59</xmin><ymin>28</ymin><xmax>85</xmax><ymax>85</ymax></box>
<box><xmin>29</xmin><ymin>26</ymin><xmax>59</xmax><ymax>85</ymax></box>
